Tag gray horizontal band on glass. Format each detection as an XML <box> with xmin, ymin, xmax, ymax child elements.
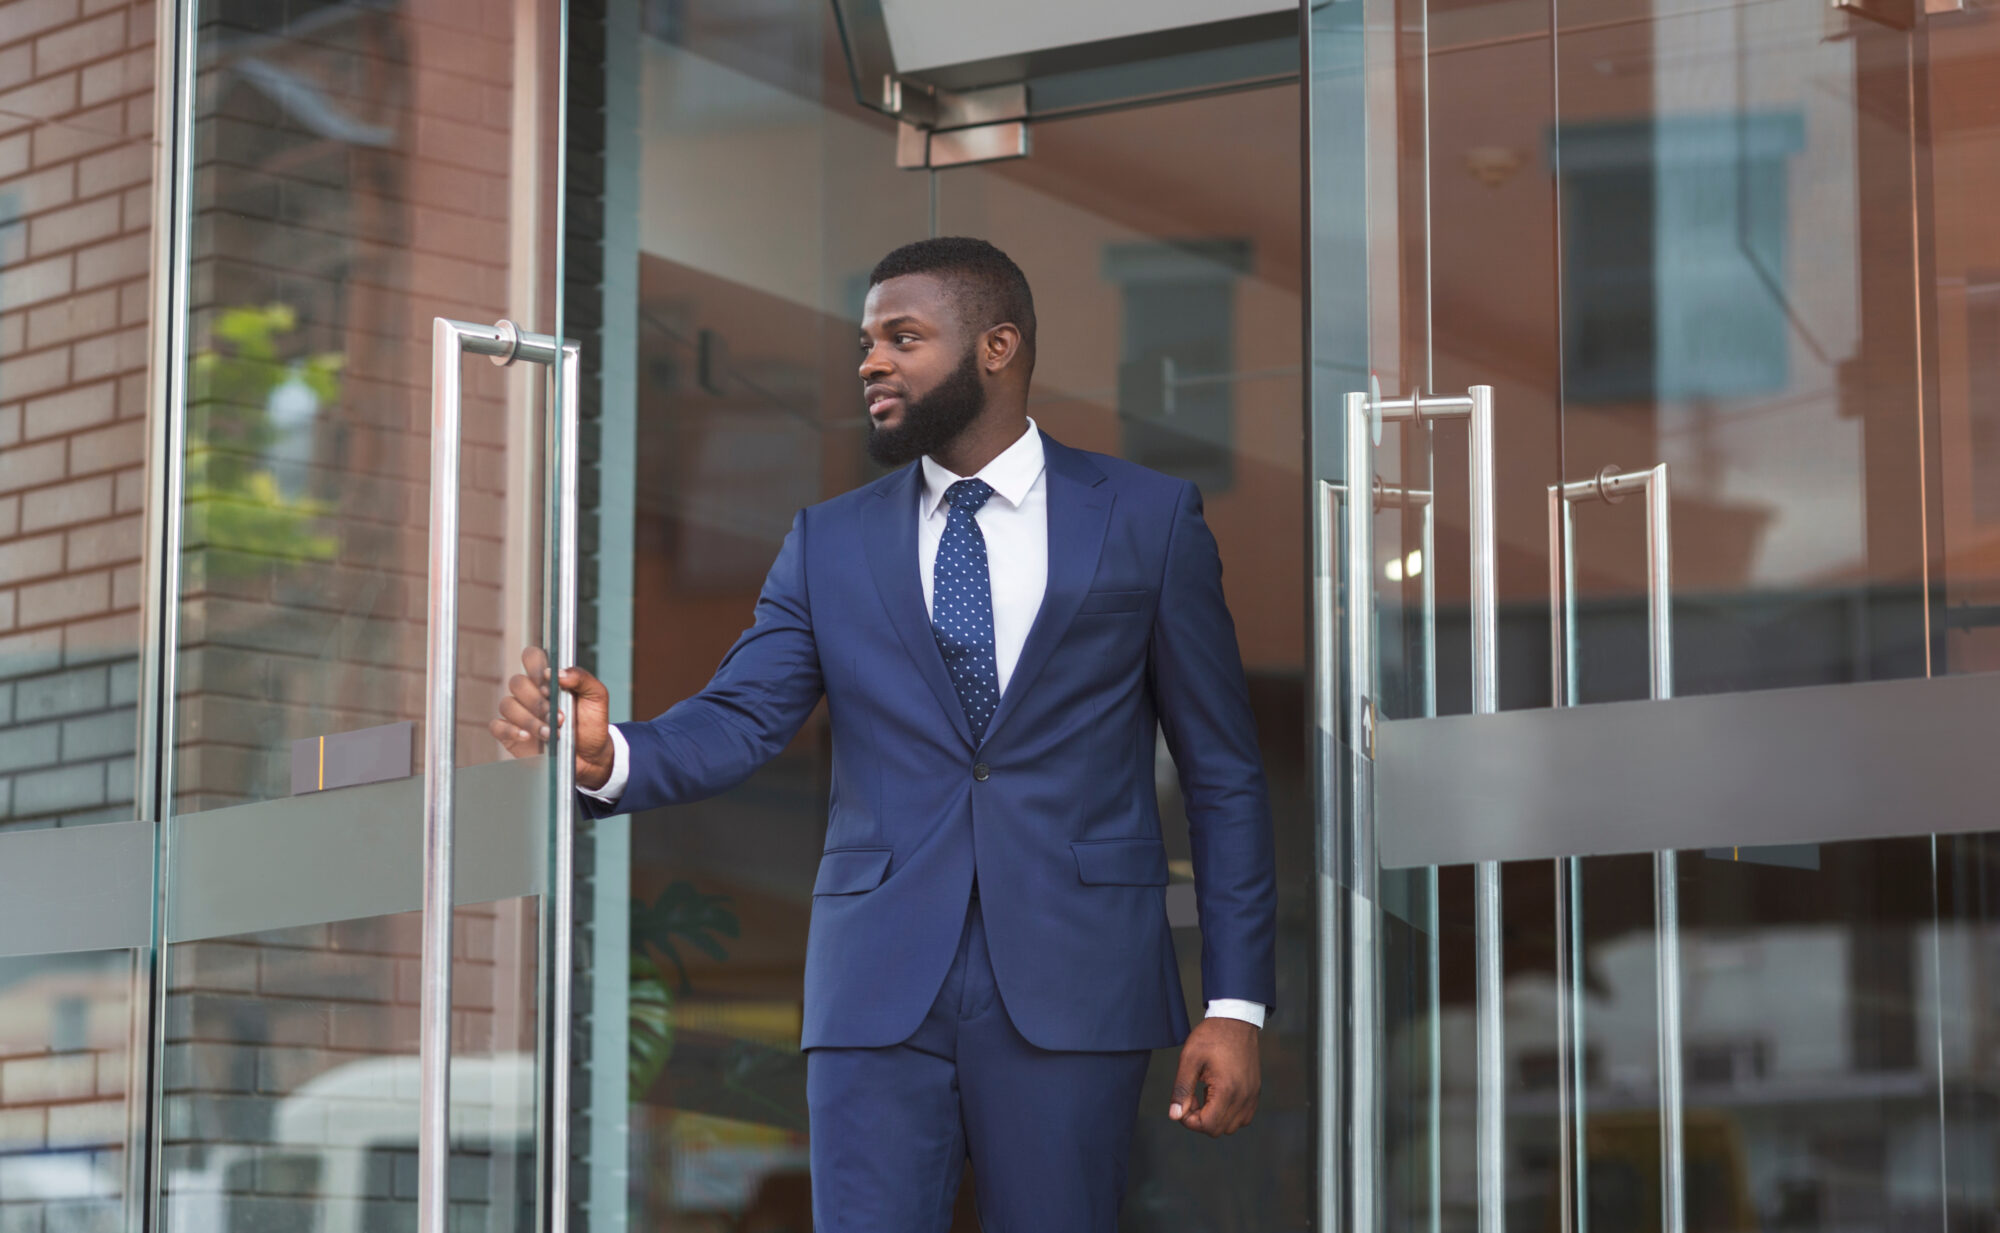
<box><xmin>1378</xmin><ymin>671</ymin><xmax>2000</xmax><ymax>869</ymax></box>
<box><xmin>168</xmin><ymin>757</ymin><xmax>550</xmax><ymax>943</ymax></box>
<box><xmin>0</xmin><ymin>821</ymin><xmax>155</xmax><ymax>958</ymax></box>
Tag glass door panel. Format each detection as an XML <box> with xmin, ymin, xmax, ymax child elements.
<box><xmin>161</xmin><ymin>3</ymin><xmax>571</xmax><ymax>1231</ymax></box>
<box><xmin>1321</xmin><ymin>0</ymin><xmax>1984</xmax><ymax>1223</ymax></box>
<box><xmin>0</xmin><ymin>5</ymin><xmax>167</xmax><ymax>1231</ymax></box>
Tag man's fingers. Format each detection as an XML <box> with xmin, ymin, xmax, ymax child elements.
<box><xmin>497</xmin><ymin>696</ymin><xmax>542</xmax><ymax>740</ymax></box>
<box><xmin>1168</xmin><ymin>1050</ymin><xmax>1204</xmax><ymax>1122</ymax></box>
<box><xmin>558</xmin><ymin>665</ymin><xmax>607</xmax><ymax>704</ymax></box>
<box><xmin>519</xmin><ymin>645</ymin><xmax>550</xmax><ymax>677</ymax></box>
<box><xmin>507</xmin><ymin>673</ymin><xmax>547</xmax><ymax>719</ymax></box>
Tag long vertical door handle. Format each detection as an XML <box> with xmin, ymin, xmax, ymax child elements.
<box><xmin>1323</xmin><ymin>385</ymin><xmax>1496</xmax><ymax>1233</ymax></box>
<box><xmin>546</xmin><ymin>338</ymin><xmax>581</xmax><ymax>1233</ymax></box>
<box><xmin>1548</xmin><ymin>463</ymin><xmax>1679</xmax><ymax>1233</ymax></box>
<box><xmin>421</xmin><ymin>318</ymin><xmax>577</xmax><ymax>1233</ymax></box>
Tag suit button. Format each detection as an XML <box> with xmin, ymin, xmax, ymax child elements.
<box><xmin>972</xmin><ymin>763</ymin><xmax>991</xmax><ymax>782</ymax></box>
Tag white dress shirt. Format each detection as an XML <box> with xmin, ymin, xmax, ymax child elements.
<box><xmin>582</xmin><ymin>419</ymin><xmax>1265</xmax><ymax>1028</ymax></box>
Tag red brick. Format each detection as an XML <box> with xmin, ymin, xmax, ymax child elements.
<box><xmin>62</xmin><ymin>607</ymin><xmax>133</xmax><ymax>656</ymax></box>
<box><xmin>26</xmin><ymin>284</ymin><xmax>116</xmax><ymax>348</ymax></box>
<box><xmin>0</xmin><ymin>251</ymin><xmax>73</xmax><ymax>312</ymax></box>
<box><xmin>1</xmin><ymin>162</ymin><xmax>77</xmax><ymax>212</ymax></box>
<box><xmin>64</xmin><ymin>513</ymin><xmax>137</xmax><ymax>569</ymax></box>
<box><xmin>118</xmin><ymin>277</ymin><xmax>146</xmax><ymax>325</ymax></box>
<box><xmin>0</xmin><ymin>496</ymin><xmax>18</xmax><ymax>538</ymax></box>
<box><xmin>0</xmin><ymin>44</ymin><xmax>30</xmax><ymax>91</ymax></box>
<box><xmin>0</xmin><ymin>403</ymin><xmax>17</xmax><ymax>445</ymax></box>
<box><xmin>0</xmin><ymin>0</ymin><xmax>83</xmax><ymax>46</ymax></box>
<box><xmin>0</xmin><ymin>130</ymin><xmax>28</xmax><ymax>177</ymax></box>
<box><xmin>0</xmin><ymin>532</ymin><xmax>63</xmax><ymax>581</ymax></box>
<box><xmin>67</xmin><ymin>419</ymin><xmax>140</xmax><ymax>472</ymax></box>
<box><xmin>70</xmin><ymin>321</ymin><xmax>144</xmax><ymax>380</ymax></box>
<box><xmin>119</xmin><ymin>181</ymin><xmax>146</xmax><ymax>228</ymax></box>
<box><xmin>79</xmin><ymin>46</ymin><xmax>146</xmax><ymax>107</ymax></box>
<box><xmin>109</xmin><ymin>560</ymin><xmax>136</xmax><ymax>608</ymax></box>
<box><xmin>28</xmin><ymin>193</ymin><xmax>119</xmax><ymax>256</ymax></box>
<box><xmin>0</xmin><ymin>345</ymin><xmax>69</xmax><ymax>399</ymax></box>
<box><xmin>0</xmin><ymin>438</ymin><xmax>63</xmax><ymax>492</ymax></box>
<box><xmin>121</xmin><ymin>89</ymin><xmax>148</xmax><ymax>138</ymax></box>
<box><xmin>72</xmin><ymin>227</ymin><xmax>145</xmax><ymax>286</ymax></box>
<box><xmin>111</xmin><ymin>465</ymin><xmax>141</xmax><ymax>513</ymax></box>
<box><xmin>16</xmin><ymin>568</ymin><xmax>106</xmax><ymax>627</ymax></box>
<box><xmin>73</xmin><ymin>138</ymin><xmax>144</xmax><ymax>195</ymax></box>
<box><xmin>25</xmin><ymin>381</ymin><xmax>114</xmax><ymax>438</ymax></box>
<box><xmin>115</xmin><ymin>370</ymin><xmax>145</xmax><ymax>417</ymax></box>
<box><xmin>22</xmin><ymin>475</ymin><xmax>112</xmax><ymax>531</ymax></box>
<box><xmin>0</xmin><ymin>72</ymin><xmax>77</xmax><ymax>139</ymax></box>
<box><xmin>0</xmin><ymin>310</ymin><xmax>21</xmax><ymax>353</ymax></box>
<box><xmin>29</xmin><ymin>102</ymin><xmax>128</xmax><ymax>164</ymax></box>
<box><xmin>34</xmin><ymin>9</ymin><xmax>126</xmax><ymax>78</ymax></box>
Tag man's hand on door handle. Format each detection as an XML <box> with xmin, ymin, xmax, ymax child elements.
<box><xmin>491</xmin><ymin>645</ymin><xmax>616</xmax><ymax>791</ymax></box>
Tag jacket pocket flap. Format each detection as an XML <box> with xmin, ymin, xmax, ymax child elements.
<box><xmin>1077</xmin><ymin>588</ymin><xmax>1147</xmax><ymax>614</ymax></box>
<box><xmin>1071</xmin><ymin>839</ymin><xmax>1169</xmax><ymax>886</ymax></box>
<box><xmin>813</xmin><ymin>847</ymin><xmax>892</xmax><ymax>895</ymax></box>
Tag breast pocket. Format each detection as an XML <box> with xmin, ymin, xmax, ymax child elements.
<box><xmin>1076</xmin><ymin>588</ymin><xmax>1148</xmax><ymax>616</ymax></box>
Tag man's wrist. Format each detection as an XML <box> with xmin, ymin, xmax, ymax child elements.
<box><xmin>577</xmin><ymin>725</ymin><xmax>628</xmax><ymax>802</ymax></box>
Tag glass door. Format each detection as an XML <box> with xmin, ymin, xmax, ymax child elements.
<box><xmin>157</xmin><ymin>3</ymin><xmax>576</xmax><ymax>1232</ymax></box>
<box><xmin>1313</xmin><ymin>0</ymin><xmax>2000</xmax><ymax>1225</ymax></box>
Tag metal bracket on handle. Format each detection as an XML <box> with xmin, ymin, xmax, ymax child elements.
<box><xmin>423</xmin><ymin>318</ymin><xmax>581</xmax><ymax>1233</ymax></box>
<box><xmin>1547</xmin><ymin>463</ymin><xmax>1680</xmax><ymax>1233</ymax></box>
<box><xmin>1317</xmin><ymin>385</ymin><xmax>1495</xmax><ymax>1233</ymax></box>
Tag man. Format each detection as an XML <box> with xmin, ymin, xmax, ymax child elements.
<box><xmin>495</xmin><ymin>237</ymin><xmax>1276</xmax><ymax>1231</ymax></box>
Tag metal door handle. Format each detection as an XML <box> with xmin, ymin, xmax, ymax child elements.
<box><xmin>421</xmin><ymin>318</ymin><xmax>581</xmax><ymax>1233</ymax></box>
<box><xmin>1317</xmin><ymin>384</ymin><xmax>1495</xmax><ymax>1233</ymax></box>
<box><xmin>1547</xmin><ymin>463</ymin><xmax>1680</xmax><ymax>1233</ymax></box>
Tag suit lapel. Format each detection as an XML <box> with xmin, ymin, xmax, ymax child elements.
<box><xmin>863</xmin><ymin>465</ymin><xmax>975</xmax><ymax>749</ymax></box>
<box><xmin>982</xmin><ymin>434</ymin><xmax>1111</xmax><ymax>746</ymax></box>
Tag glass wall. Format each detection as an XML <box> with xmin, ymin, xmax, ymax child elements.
<box><xmin>1318</xmin><ymin>0</ymin><xmax>2000</xmax><ymax>1224</ymax></box>
<box><xmin>1</xmin><ymin>5</ymin><xmax>163</xmax><ymax>1230</ymax></box>
<box><xmin>158</xmin><ymin>2</ymin><xmax>569</xmax><ymax>1230</ymax></box>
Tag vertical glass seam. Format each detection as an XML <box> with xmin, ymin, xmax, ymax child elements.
<box><xmin>138</xmin><ymin>0</ymin><xmax>199</xmax><ymax>1228</ymax></box>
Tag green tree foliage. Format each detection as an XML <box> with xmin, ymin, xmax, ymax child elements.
<box><xmin>185</xmin><ymin>304</ymin><xmax>343</xmax><ymax>574</ymax></box>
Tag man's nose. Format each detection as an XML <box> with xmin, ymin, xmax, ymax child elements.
<box><xmin>858</xmin><ymin>344</ymin><xmax>893</xmax><ymax>382</ymax></box>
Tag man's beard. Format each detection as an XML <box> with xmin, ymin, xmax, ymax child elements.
<box><xmin>866</xmin><ymin>347</ymin><xmax>986</xmax><ymax>468</ymax></box>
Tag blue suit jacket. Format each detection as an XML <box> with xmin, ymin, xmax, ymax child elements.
<box><xmin>586</xmin><ymin>431</ymin><xmax>1277</xmax><ymax>1052</ymax></box>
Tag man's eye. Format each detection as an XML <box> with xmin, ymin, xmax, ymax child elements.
<box><xmin>896</xmin><ymin>334</ymin><xmax>919</xmax><ymax>345</ymax></box>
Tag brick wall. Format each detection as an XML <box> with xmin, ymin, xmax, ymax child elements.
<box><xmin>0</xmin><ymin>0</ymin><xmax>155</xmax><ymax>833</ymax></box>
<box><xmin>0</xmin><ymin>953</ymin><xmax>134</xmax><ymax>1233</ymax></box>
<box><xmin>0</xmin><ymin>3</ymin><xmax>157</xmax><ymax>1230</ymax></box>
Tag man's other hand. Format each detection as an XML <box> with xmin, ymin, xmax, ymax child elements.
<box><xmin>490</xmin><ymin>646</ymin><xmax>616</xmax><ymax>791</ymax></box>
<box><xmin>1167</xmin><ymin>1016</ymin><xmax>1261</xmax><ymax>1137</ymax></box>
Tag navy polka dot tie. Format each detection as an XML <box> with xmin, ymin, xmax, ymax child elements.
<box><xmin>932</xmin><ymin>478</ymin><xmax>999</xmax><ymax>742</ymax></box>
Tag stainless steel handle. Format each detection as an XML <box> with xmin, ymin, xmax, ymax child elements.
<box><xmin>1377</xmin><ymin>386</ymin><xmax>1501</xmax><ymax>1233</ymax></box>
<box><xmin>421</xmin><ymin>318</ymin><xmax>581</xmax><ymax>1233</ymax></box>
<box><xmin>1319</xmin><ymin>385</ymin><xmax>1496</xmax><ymax>1233</ymax></box>
<box><xmin>1547</xmin><ymin>463</ymin><xmax>1679</xmax><ymax>1233</ymax></box>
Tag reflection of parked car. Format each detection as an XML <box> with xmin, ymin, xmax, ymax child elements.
<box><xmin>166</xmin><ymin>1053</ymin><xmax>535</xmax><ymax>1233</ymax></box>
<box><xmin>0</xmin><ymin>1150</ymin><xmax>122</xmax><ymax>1203</ymax></box>
<box><xmin>1542</xmin><ymin>1108</ymin><xmax>1755</xmax><ymax>1233</ymax></box>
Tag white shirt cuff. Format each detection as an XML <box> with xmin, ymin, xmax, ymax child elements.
<box><xmin>578</xmin><ymin>724</ymin><xmax>630</xmax><ymax>804</ymax></box>
<box><xmin>1204</xmin><ymin>998</ymin><xmax>1267</xmax><ymax>1028</ymax></box>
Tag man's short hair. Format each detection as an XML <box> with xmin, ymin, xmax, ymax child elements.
<box><xmin>869</xmin><ymin>236</ymin><xmax>1037</xmax><ymax>362</ymax></box>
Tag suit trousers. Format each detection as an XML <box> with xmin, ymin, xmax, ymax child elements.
<box><xmin>805</xmin><ymin>895</ymin><xmax>1153</xmax><ymax>1232</ymax></box>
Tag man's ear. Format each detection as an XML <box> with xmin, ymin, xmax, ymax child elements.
<box><xmin>981</xmin><ymin>323</ymin><xmax>1023</xmax><ymax>374</ymax></box>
